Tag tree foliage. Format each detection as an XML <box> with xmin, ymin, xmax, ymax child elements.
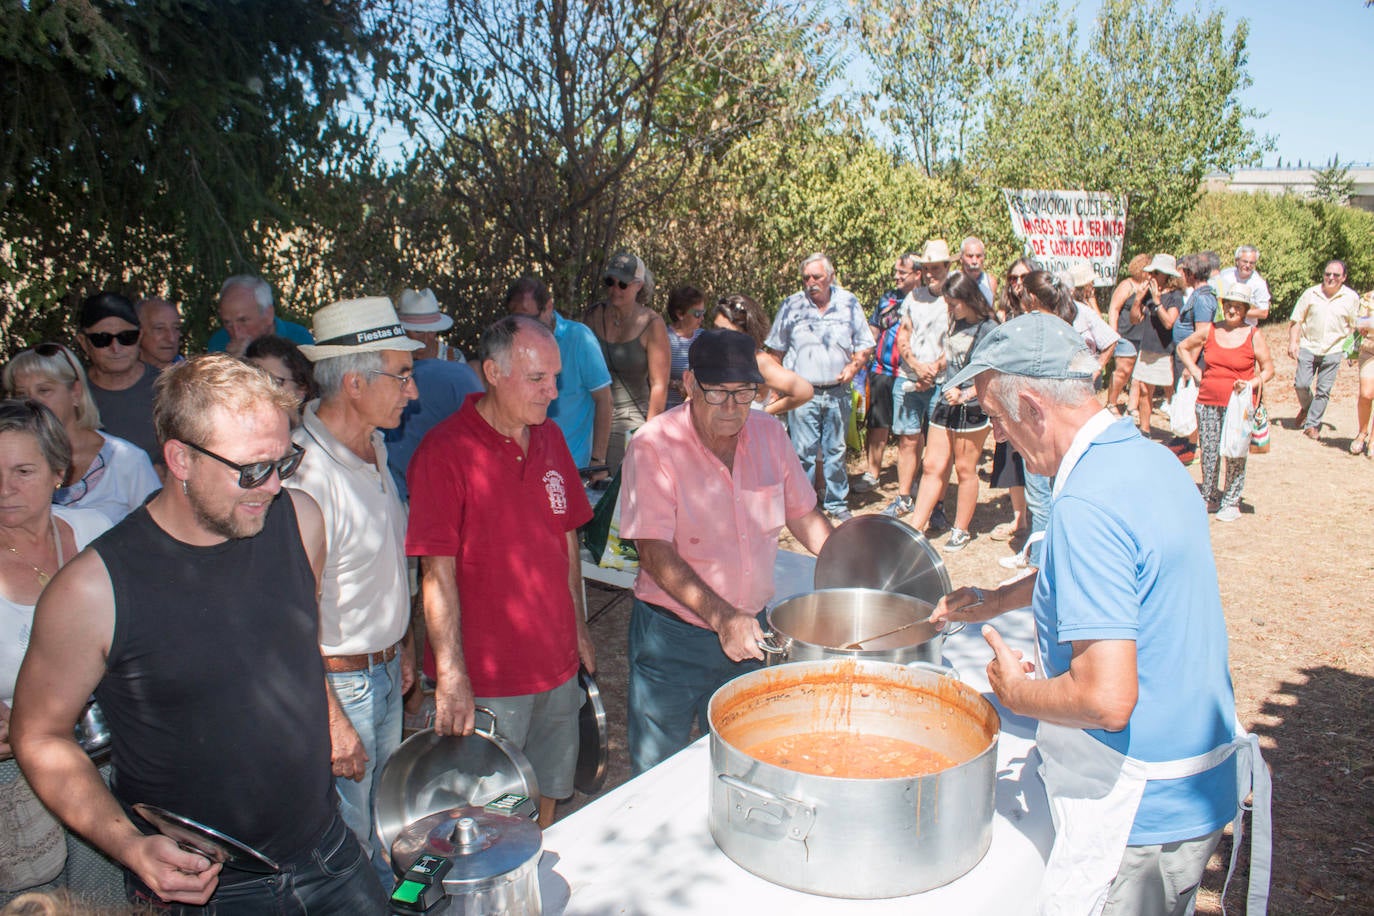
<box><xmin>0</xmin><ymin>0</ymin><xmax>373</xmax><ymax>350</ymax></box>
<box><xmin>368</xmin><ymin>0</ymin><xmax>839</xmax><ymax>317</ymax></box>
<box><xmin>1311</xmin><ymin>159</ymin><xmax>1356</xmax><ymax>206</ymax></box>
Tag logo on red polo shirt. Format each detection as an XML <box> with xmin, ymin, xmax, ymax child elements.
<box><xmin>543</xmin><ymin>470</ymin><xmax>568</xmax><ymax>515</ymax></box>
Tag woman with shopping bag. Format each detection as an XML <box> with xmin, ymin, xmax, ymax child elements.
<box><xmin>1177</xmin><ymin>282</ymin><xmax>1275</xmax><ymax>521</ymax></box>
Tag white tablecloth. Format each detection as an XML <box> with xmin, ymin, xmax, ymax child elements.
<box><xmin>538</xmin><ymin>599</ymin><xmax>1052</xmax><ymax>914</ymax></box>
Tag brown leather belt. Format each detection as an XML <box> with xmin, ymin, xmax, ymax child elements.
<box><xmin>323</xmin><ymin>642</ymin><xmax>400</xmax><ymax>673</ymax></box>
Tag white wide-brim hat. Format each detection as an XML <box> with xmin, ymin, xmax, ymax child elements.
<box><xmin>1067</xmin><ymin>261</ymin><xmax>1096</xmax><ymax>288</ymax></box>
<box><xmin>919</xmin><ymin>239</ymin><xmax>953</xmax><ymax>264</ymax></box>
<box><xmin>1219</xmin><ymin>281</ymin><xmax>1254</xmax><ymax>306</ymax></box>
<box><xmin>298</xmin><ymin>297</ymin><xmax>424</xmax><ymax>361</ymax></box>
<box><xmin>398</xmin><ymin>288</ymin><xmax>454</xmax><ymax>333</ymax></box>
<box><xmin>1144</xmin><ymin>253</ymin><xmax>1181</xmax><ymax>278</ymax></box>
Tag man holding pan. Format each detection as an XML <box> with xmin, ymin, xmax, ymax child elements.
<box><xmin>930</xmin><ymin>312</ymin><xmax>1269</xmax><ymax>915</ymax></box>
<box><xmin>619</xmin><ymin>329</ymin><xmax>832</xmax><ymax>775</ymax></box>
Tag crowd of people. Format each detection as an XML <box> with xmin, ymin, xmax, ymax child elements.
<box><xmin>0</xmin><ymin>237</ymin><xmax>1362</xmax><ymax>913</ymax></box>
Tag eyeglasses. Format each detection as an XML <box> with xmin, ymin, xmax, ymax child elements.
<box><xmin>54</xmin><ymin>450</ymin><xmax>107</xmax><ymax>505</ymax></box>
<box><xmin>604</xmin><ymin>277</ymin><xmax>630</xmax><ymax>289</ymax></box>
<box><xmin>31</xmin><ymin>342</ymin><xmax>82</xmax><ymax>380</ymax></box>
<box><xmin>698</xmin><ymin>385</ymin><xmax>758</xmax><ymax>405</ymax></box>
<box><xmin>689</xmin><ymin>309</ymin><xmax>706</xmax><ymax>318</ymax></box>
<box><xmin>1323</xmin><ymin>272</ymin><xmax>1345</xmax><ymax>280</ymax></box>
<box><xmin>184</xmin><ymin>441</ymin><xmax>305</xmax><ymax>489</ymax></box>
<box><xmin>1009</xmin><ymin>273</ymin><xmax>1029</xmax><ymax>281</ymax></box>
<box><xmin>366</xmin><ymin>368</ymin><xmax>417</xmax><ymax>388</ymax></box>
<box><xmin>82</xmin><ymin>330</ymin><xmax>140</xmax><ymax>348</ymax></box>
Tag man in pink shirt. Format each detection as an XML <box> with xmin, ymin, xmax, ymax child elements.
<box><xmin>620</xmin><ymin>329</ymin><xmax>832</xmax><ymax>773</ymax></box>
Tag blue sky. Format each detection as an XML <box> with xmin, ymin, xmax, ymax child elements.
<box><xmin>1098</xmin><ymin>1</ymin><xmax>1372</xmax><ymax>167</ymax></box>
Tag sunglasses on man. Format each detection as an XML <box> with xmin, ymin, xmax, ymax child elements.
<box><xmin>603</xmin><ymin>277</ymin><xmax>630</xmax><ymax>289</ymax></box>
<box><xmin>183</xmin><ymin>441</ymin><xmax>306</xmax><ymax>489</ymax></box>
<box><xmin>83</xmin><ymin>330</ymin><xmax>140</xmax><ymax>348</ymax></box>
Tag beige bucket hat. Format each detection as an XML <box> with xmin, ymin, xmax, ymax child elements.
<box><xmin>1144</xmin><ymin>254</ymin><xmax>1181</xmax><ymax>278</ymax></box>
<box><xmin>397</xmin><ymin>288</ymin><xmax>454</xmax><ymax>333</ymax></box>
<box><xmin>918</xmin><ymin>239</ymin><xmax>953</xmax><ymax>265</ymax></box>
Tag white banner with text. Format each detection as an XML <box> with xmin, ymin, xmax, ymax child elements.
<box><xmin>1001</xmin><ymin>188</ymin><xmax>1128</xmax><ymax>286</ymax></box>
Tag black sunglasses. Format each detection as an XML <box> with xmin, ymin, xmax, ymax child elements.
<box><xmin>183</xmin><ymin>441</ymin><xmax>306</xmax><ymax>489</ymax></box>
<box><xmin>83</xmin><ymin>329</ymin><xmax>140</xmax><ymax>348</ymax></box>
<box><xmin>603</xmin><ymin>277</ymin><xmax>630</xmax><ymax>289</ymax></box>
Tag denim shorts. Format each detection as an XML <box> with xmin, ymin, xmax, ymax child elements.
<box><xmin>1114</xmin><ymin>338</ymin><xmax>1139</xmax><ymax>357</ymax></box>
<box><xmin>892</xmin><ymin>380</ymin><xmax>940</xmax><ymax>436</ymax></box>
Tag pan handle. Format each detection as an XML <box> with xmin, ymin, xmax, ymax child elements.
<box><xmin>904</xmin><ymin>660</ymin><xmax>961</xmax><ymax>680</ymax></box>
<box><xmin>756</xmin><ymin>631</ymin><xmax>789</xmax><ymax>656</ymax></box>
<box><xmin>473</xmin><ymin>705</ymin><xmax>500</xmax><ymax>737</ymax></box>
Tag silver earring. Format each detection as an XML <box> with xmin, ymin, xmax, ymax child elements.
<box><xmin>181</xmin><ymin>479</ymin><xmax>189</xmax><ymax>495</ymax></box>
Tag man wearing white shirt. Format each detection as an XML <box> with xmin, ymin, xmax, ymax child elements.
<box><xmin>1216</xmin><ymin>245</ymin><xmax>1271</xmax><ymax>325</ymax></box>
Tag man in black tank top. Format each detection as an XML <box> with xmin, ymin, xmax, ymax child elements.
<box><xmin>11</xmin><ymin>356</ymin><xmax>387</xmax><ymax>913</ymax></box>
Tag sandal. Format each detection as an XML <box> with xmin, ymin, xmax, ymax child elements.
<box><xmin>1352</xmin><ymin>436</ymin><xmax>1368</xmax><ymax>456</ymax></box>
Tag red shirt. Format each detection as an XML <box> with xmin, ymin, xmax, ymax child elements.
<box><xmin>406</xmin><ymin>394</ymin><xmax>592</xmax><ymax>696</ymax></box>
<box><xmin>1199</xmin><ymin>326</ymin><xmax>1258</xmax><ymax>407</ymax></box>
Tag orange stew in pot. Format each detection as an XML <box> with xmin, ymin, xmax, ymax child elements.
<box><xmin>742</xmin><ymin>732</ymin><xmax>955</xmax><ymax>779</ymax></box>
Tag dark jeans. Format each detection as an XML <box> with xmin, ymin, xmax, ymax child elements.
<box><xmin>128</xmin><ymin>811</ymin><xmax>388</xmax><ymax>915</ymax></box>
<box><xmin>627</xmin><ymin>599</ymin><xmax>763</xmax><ymax>775</ymax></box>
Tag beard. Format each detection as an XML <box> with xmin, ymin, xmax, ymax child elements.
<box><xmin>185</xmin><ymin>476</ymin><xmax>275</xmax><ymax>540</ymax></box>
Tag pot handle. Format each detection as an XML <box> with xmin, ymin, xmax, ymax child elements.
<box><xmin>904</xmin><ymin>660</ymin><xmax>962</xmax><ymax>680</ymax></box>
<box><xmin>756</xmin><ymin>631</ymin><xmax>788</xmax><ymax>656</ymax></box>
<box><xmin>473</xmin><ymin>705</ymin><xmax>500</xmax><ymax>737</ymax></box>
<box><xmin>717</xmin><ymin>774</ymin><xmax>815</xmax><ymax>842</ymax></box>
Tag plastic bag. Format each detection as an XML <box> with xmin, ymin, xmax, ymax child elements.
<box><xmin>581</xmin><ymin>470</ymin><xmax>639</xmax><ymax>571</ymax></box>
<box><xmin>1220</xmin><ymin>384</ymin><xmax>1253</xmax><ymax>459</ymax></box>
<box><xmin>1169</xmin><ymin>376</ymin><xmax>1199</xmax><ymax>437</ymax></box>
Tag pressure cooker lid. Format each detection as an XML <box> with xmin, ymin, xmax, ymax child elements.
<box><xmin>575</xmin><ymin>667</ymin><xmax>609</xmax><ymax>795</ymax></box>
<box><xmin>814</xmin><ymin>515</ymin><xmax>952</xmax><ymax>606</ymax></box>
<box><xmin>391</xmin><ymin>807</ymin><xmax>543</xmax><ymax>888</ymax></box>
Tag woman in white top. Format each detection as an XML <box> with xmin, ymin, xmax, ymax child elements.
<box><xmin>3</xmin><ymin>344</ymin><xmax>158</xmax><ymax>524</ymax></box>
<box><xmin>0</xmin><ymin>400</ymin><xmax>120</xmax><ymax>904</ymax></box>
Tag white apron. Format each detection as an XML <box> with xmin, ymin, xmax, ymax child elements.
<box><xmin>1034</xmin><ymin>411</ymin><xmax>1274</xmax><ymax>914</ymax></box>
<box><xmin>1035</xmin><ymin>718</ymin><xmax>1271</xmax><ymax>915</ymax></box>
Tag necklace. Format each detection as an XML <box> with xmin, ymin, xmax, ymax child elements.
<box><xmin>3</xmin><ymin>518</ymin><xmax>59</xmax><ymax>588</ymax></box>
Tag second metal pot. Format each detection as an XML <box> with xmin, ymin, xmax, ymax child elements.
<box><xmin>761</xmin><ymin>587</ymin><xmax>962</xmax><ymax>665</ymax></box>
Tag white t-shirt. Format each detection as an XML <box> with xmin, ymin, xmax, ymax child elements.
<box><xmin>1073</xmin><ymin>303</ymin><xmax>1120</xmax><ymax>356</ymax></box>
<box><xmin>52</xmin><ymin>433</ymin><xmax>160</xmax><ymax>525</ymax></box>
<box><xmin>1</xmin><ymin>506</ymin><xmax>112</xmax><ymax>704</ymax></box>
<box><xmin>899</xmin><ymin>287</ymin><xmax>949</xmax><ymax>378</ymax></box>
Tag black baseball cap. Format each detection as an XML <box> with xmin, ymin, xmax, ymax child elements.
<box><xmin>79</xmin><ymin>292</ymin><xmax>140</xmax><ymax>329</ymax></box>
<box><xmin>688</xmin><ymin>329</ymin><xmax>765</xmax><ymax>385</ymax></box>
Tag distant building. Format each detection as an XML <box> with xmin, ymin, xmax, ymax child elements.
<box><xmin>1203</xmin><ymin>165</ymin><xmax>1374</xmax><ymax>212</ymax></box>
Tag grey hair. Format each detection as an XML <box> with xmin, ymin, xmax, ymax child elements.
<box><xmin>801</xmin><ymin>253</ymin><xmax>835</xmax><ymax>280</ymax></box>
<box><xmin>984</xmin><ymin>351</ymin><xmax>1101</xmax><ymax>423</ymax></box>
<box><xmin>0</xmin><ymin>399</ymin><xmax>72</xmax><ymax>477</ymax></box>
<box><xmin>312</xmin><ymin>350</ymin><xmax>386</xmax><ymax>398</ymax></box>
<box><xmin>220</xmin><ymin>275</ymin><xmax>274</xmax><ymax>313</ymax></box>
<box><xmin>1235</xmin><ymin>245</ymin><xmax>1259</xmax><ymax>261</ymax></box>
<box><xmin>480</xmin><ymin>314</ymin><xmax>554</xmax><ymax>376</ymax></box>
<box><xmin>960</xmin><ymin>236</ymin><xmax>985</xmax><ymax>255</ymax></box>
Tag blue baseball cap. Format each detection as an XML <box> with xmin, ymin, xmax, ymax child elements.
<box><xmin>944</xmin><ymin>312</ymin><xmax>1094</xmax><ymax>389</ymax></box>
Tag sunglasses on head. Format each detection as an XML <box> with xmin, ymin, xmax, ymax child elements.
<box><xmin>31</xmin><ymin>342</ymin><xmax>82</xmax><ymax>379</ymax></box>
<box><xmin>183</xmin><ymin>441</ymin><xmax>306</xmax><ymax>489</ymax></box>
<box><xmin>604</xmin><ymin>277</ymin><xmax>630</xmax><ymax>289</ymax></box>
<box><xmin>83</xmin><ymin>329</ymin><xmax>140</xmax><ymax>348</ymax></box>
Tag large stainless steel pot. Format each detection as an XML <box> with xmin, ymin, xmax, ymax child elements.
<box><xmin>761</xmin><ymin>587</ymin><xmax>962</xmax><ymax>665</ymax></box>
<box><xmin>708</xmin><ymin>659</ymin><xmax>999</xmax><ymax>899</ymax></box>
<box><xmin>374</xmin><ymin>708</ymin><xmax>539</xmax><ymax>873</ymax></box>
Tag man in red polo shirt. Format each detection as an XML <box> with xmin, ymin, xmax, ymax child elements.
<box><xmin>406</xmin><ymin>315</ymin><xmax>595</xmax><ymax>826</ymax></box>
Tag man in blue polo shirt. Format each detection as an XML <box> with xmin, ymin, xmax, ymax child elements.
<box><xmin>208</xmin><ymin>275</ymin><xmax>314</xmax><ymax>356</ymax></box>
<box><xmin>931</xmin><ymin>313</ymin><xmax>1269</xmax><ymax>915</ymax></box>
<box><xmin>506</xmin><ymin>275</ymin><xmax>612</xmax><ymax>476</ymax></box>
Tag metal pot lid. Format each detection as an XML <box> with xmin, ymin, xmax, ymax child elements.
<box><xmin>132</xmin><ymin>803</ymin><xmax>280</xmax><ymax>874</ymax></box>
<box><xmin>391</xmin><ymin>807</ymin><xmax>542</xmax><ymax>887</ymax></box>
<box><xmin>575</xmin><ymin>667</ymin><xmax>609</xmax><ymax>795</ymax></box>
<box><xmin>814</xmin><ymin>515</ymin><xmax>951</xmax><ymax>606</ymax></box>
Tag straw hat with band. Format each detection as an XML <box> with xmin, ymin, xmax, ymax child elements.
<box><xmin>298</xmin><ymin>297</ymin><xmax>424</xmax><ymax>361</ymax></box>
<box><xmin>397</xmin><ymin>288</ymin><xmax>454</xmax><ymax>333</ymax></box>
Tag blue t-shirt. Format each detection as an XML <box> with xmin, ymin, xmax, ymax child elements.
<box><xmin>548</xmin><ymin>312</ymin><xmax>612</xmax><ymax>467</ymax></box>
<box><xmin>868</xmin><ymin>290</ymin><xmax>904</xmax><ymax>377</ymax></box>
<box><xmin>1033</xmin><ymin>418</ymin><xmax>1238</xmax><ymax>845</ymax></box>
<box><xmin>385</xmin><ymin>357</ymin><xmax>483</xmax><ymax>501</ymax></box>
<box><xmin>1173</xmin><ymin>286</ymin><xmax>1217</xmax><ymax>346</ymax></box>
<box><xmin>207</xmin><ymin>317</ymin><xmax>314</xmax><ymax>352</ymax></box>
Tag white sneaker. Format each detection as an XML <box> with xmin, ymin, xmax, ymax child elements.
<box><xmin>998</xmin><ymin>551</ymin><xmax>1028</xmax><ymax>570</ymax></box>
<box><xmin>1215</xmin><ymin>505</ymin><xmax>1241</xmax><ymax>522</ymax></box>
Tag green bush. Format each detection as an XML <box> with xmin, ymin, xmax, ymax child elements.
<box><xmin>1176</xmin><ymin>191</ymin><xmax>1374</xmax><ymax>321</ymax></box>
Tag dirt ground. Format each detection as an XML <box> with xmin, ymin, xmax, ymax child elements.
<box><xmin>564</xmin><ymin>324</ymin><xmax>1373</xmax><ymax>914</ymax></box>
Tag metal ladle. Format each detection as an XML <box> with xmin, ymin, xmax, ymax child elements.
<box><xmin>841</xmin><ymin>587</ymin><xmax>983</xmax><ymax>649</ymax></box>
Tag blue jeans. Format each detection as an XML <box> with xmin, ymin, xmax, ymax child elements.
<box><xmin>1024</xmin><ymin>471</ymin><xmax>1052</xmax><ymax>568</ymax></box>
<box><xmin>627</xmin><ymin>600</ymin><xmax>763</xmax><ymax>775</ymax></box>
<box><xmin>790</xmin><ymin>385</ymin><xmax>851</xmax><ymax>514</ymax></box>
<box><xmin>127</xmin><ymin>811</ymin><xmax>387</xmax><ymax>914</ymax></box>
<box><xmin>1294</xmin><ymin>349</ymin><xmax>1343</xmax><ymax>429</ymax></box>
<box><xmin>328</xmin><ymin>655</ymin><xmax>403</xmax><ymax>888</ymax></box>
